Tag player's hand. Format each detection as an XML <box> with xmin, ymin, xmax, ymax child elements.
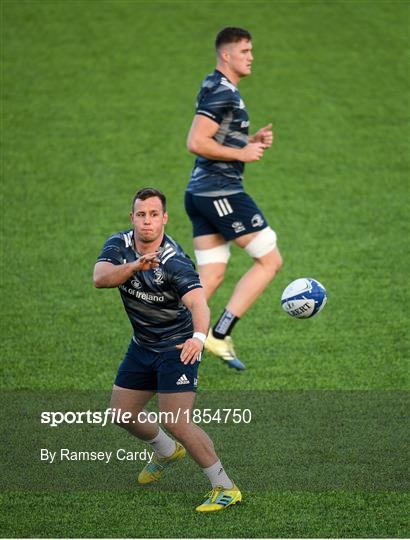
<box><xmin>176</xmin><ymin>338</ymin><xmax>203</xmax><ymax>364</ymax></box>
<box><xmin>240</xmin><ymin>142</ymin><xmax>265</xmax><ymax>162</ymax></box>
<box><xmin>254</xmin><ymin>123</ymin><xmax>274</xmax><ymax>148</ymax></box>
<box><xmin>134</xmin><ymin>251</ymin><xmax>161</xmax><ymax>272</ymax></box>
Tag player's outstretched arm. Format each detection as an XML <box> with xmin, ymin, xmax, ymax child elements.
<box><xmin>176</xmin><ymin>288</ymin><xmax>210</xmax><ymax>364</ymax></box>
<box><xmin>187</xmin><ymin>114</ymin><xmax>265</xmax><ymax>162</ymax></box>
<box><xmin>93</xmin><ymin>253</ymin><xmax>160</xmax><ymax>288</ymax></box>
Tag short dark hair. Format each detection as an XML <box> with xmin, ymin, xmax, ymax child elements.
<box><xmin>215</xmin><ymin>27</ymin><xmax>252</xmax><ymax>50</ymax></box>
<box><xmin>131</xmin><ymin>187</ymin><xmax>167</xmax><ymax>212</ymax></box>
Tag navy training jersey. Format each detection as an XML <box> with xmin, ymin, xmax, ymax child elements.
<box><xmin>96</xmin><ymin>230</ymin><xmax>202</xmax><ymax>352</ymax></box>
<box><xmin>186</xmin><ymin>69</ymin><xmax>249</xmax><ymax>196</ymax></box>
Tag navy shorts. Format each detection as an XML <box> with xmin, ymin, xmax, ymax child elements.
<box><xmin>184</xmin><ymin>191</ymin><xmax>268</xmax><ymax>240</ymax></box>
<box><xmin>114</xmin><ymin>339</ymin><xmax>199</xmax><ymax>393</ymax></box>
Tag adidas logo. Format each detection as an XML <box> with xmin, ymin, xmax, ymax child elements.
<box><xmin>176</xmin><ymin>374</ymin><xmax>190</xmax><ymax>385</ymax></box>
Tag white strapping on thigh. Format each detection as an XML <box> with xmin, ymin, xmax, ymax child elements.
<box><xmin>194</xmin><ymin>243</ymin><xmax>231</xmax><ymax>265</ymax></box>
<box><xmin>244</xmin><ymin>227</ymin><xmax>277</xmax><ymax>258</ymax></box>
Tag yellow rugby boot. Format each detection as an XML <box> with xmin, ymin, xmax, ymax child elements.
<box><xmin>204</xmin><ymin>331</ymin><xmax>246</xmax><ymax>370</ymax></box>
<box><xmin>196</xmin><ymin>484</ymin><xmax>242</xmax><ymax>512</ymax></box>
<box><xmin>138</xmin><ymin>442</ymin><xmax>186</xmax><ymax>484</ymax></box>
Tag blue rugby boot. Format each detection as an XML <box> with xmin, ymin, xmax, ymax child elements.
<box><xmin>205</xmin><ymin>332</ymin><xmax>246</xmax><ymax>370</ymax></box>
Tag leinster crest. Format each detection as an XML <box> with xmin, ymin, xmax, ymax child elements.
<box><xmin>153</xmin><ymin>267</ymin><xmax>164</xmax><ymax>285</ymax></box>
<box><xmin>251</xmin><ymin>214</ymin><xmax>264</xmax><ymax>228</ymax></box>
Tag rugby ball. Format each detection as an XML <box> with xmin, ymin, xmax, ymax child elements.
<box><xmin>281</xmin><ymin>278</ymin><xmax>327</xmax><ymax>318</ymax></box>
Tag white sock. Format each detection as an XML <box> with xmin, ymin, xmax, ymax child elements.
<box><xmin>146</xmin><ymin>428</ymin><xmax>176</xmax><ymax>458</ymax></box>
<box><xmin>203</xmin><ymin>460</ymin><xmax>234</xmax><ymax>489</ymax></box>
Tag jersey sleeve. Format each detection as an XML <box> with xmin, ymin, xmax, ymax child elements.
<box><xmin>196</xmin><ymin>86</ymin><xmax>236</xmax><ymax>125</ymax></box>
<box><xmin>96</xmin><ymin>235</ymin><xmax>125</xmax><ymax>266</ymax></box>
<box><xmin>166</xmin><ymin>256</ymin><xmax>202</xmax><ymax>298</ymax></box>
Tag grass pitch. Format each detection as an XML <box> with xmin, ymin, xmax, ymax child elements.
<box><xmin>1</xmin><ymin>0</ymin><xmax>409</xmax><ymax>537</ymax></box>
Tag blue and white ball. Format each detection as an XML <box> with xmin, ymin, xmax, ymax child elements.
<box><xmin>281</xmin><ymin>278</ymin><xmax>327</xmax><ymax>319</ymax></box>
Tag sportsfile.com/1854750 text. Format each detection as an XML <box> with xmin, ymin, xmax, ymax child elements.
<box><xmin>40</xmin><ymin>408</ymin><xmax>252</xmax><ymax>427</ymax></box>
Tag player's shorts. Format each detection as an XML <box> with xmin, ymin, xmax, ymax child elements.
<box><xmin>114</xmin><ymin>339</ymin><xmax>199</xmax><ymax>393</ymax></box>
<box><xmin>184</xmin><ymin>191</ymin><xmax>268</xmax><ymax>240</ymax></box>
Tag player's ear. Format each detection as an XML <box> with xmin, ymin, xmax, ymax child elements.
<box><xmin>218</xmin><ymin>46</ymin><xmax>228</xmax><ymax>62</ymax></box>
<box><xmin>163</xmin><ymin>212</ymin><xmax>169</xmax><ymax>225</ymax></box>
<box><xmin>129</xmin><ymin>211</ymin><xmax>134</xmax><ymax>224</ymax></box>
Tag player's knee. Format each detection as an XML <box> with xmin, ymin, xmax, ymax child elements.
<box><xmin>214</xmin><ymin>269</ymin><xmax>225</xmax><ymax>288</ymax></box>
<box><xmin>267</xmin><ymin>249</ymin><xmax>283</xmax><ymax>274</ymax></box>
<box><xmin>259</xmin><ymin>249</ymin><xmax>283</xmax><ymax>279</ymax></box>
<box><xmin>201</xmin><ymin>267</ymin><xmax>225</xmax><ymax>291</ymax></box>
<box><xmin>276</xmin><ymin>251</ymin><xmax>283</xmax><ymax>271</ymax></box>
<box><xmin>245</xmin><ymin>228</ymin><xmax>283</xmax><ymax>275</ymax></box>
<box><xmin>114</xmin><ymin>414</ymin><xmax>136</xmax><ymax>430</ymax></box>
<box><xmin>244</xmin><ymin>227</ymin><xmax>277</xmax><ymax>260</ymax></box>
<box><xmin>163</xmin><ymin>420</ymin><xmax>190</xmax><ymax>440</ymax></box>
